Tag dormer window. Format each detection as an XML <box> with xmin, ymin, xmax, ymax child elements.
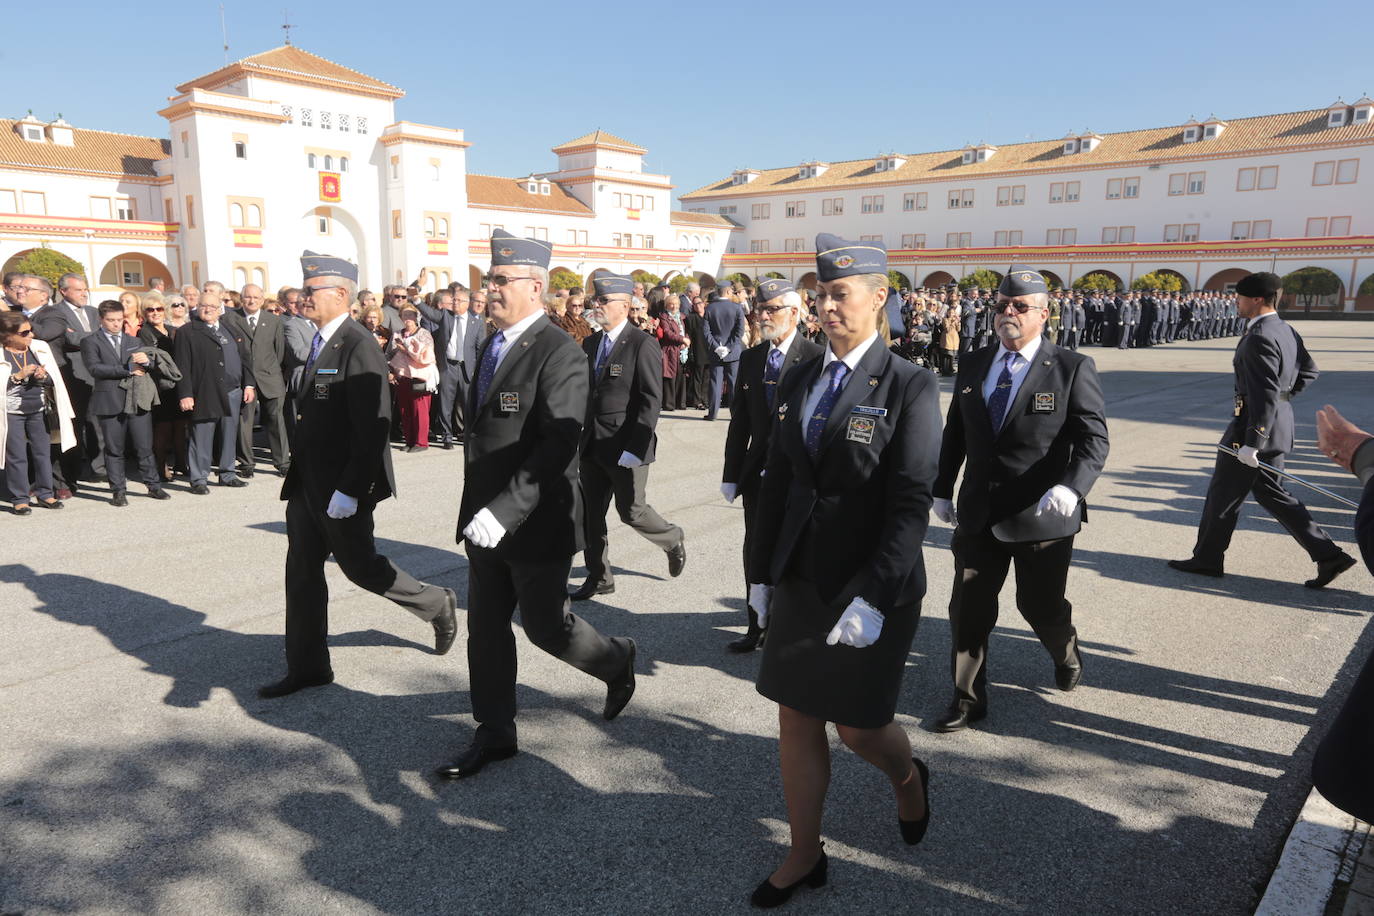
<box><xmin>526</xmin><ymin>181</ymin><xmax>538</xmax><ymax>193</ymax></box>
<box><xmin>731</xmin><ymin>169</ymin><xmax>759</xmax><ymax>186</ymax></box>
<box><xmin>1078</xmin><ymin>135</ymin><xmax>1100</xmax><ymax>152</ymax></box>
<box><xmin>1063</xmin><ymin>138</ymin><xmax>1079</xmax><ymax>155</ymax></box>
<box><xmin>1201</xmin><ymin>116</ymin><xmax>1228</xmax><ymax>139</ymax></box>
<box><xmin>798</xmin><ymin>161</ymin><xmax>829</xmax><ymax>179</ymax></box>
<box><xmin>1204</xmin><ymin>125</ymin><xmax>1218</xmax><ymax>137</ymax></box>
<box><xmin>1329</xmin><ymin>108</ymin><xmax>1347</xmax><ymax>127</ymax></box>
<box><xmin>961</xmin><ymin>149</ymin><xmax>975</xmax><ymax>165</ymax></box>
<box><xmin>875</xmin><ymin>153</ymin><xmax>906</xmax><ymax>172</ymax></box>
<box><xmin>540</xmin><ymin>182</ymin><xmax>551</xmax><ymax>195</ymax></box>
<box><xmin>1184</xmin><ymin>127</ymin><xmax>1198</xmax><ymax>141</ymax></box>
<box><xmin>22</xmin><ymin>124</ymin><xmax>42</xmax><ymax>142</ymax></box>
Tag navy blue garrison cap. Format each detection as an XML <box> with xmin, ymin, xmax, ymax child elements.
<box><xmin>300</xmin><ymin>250</ymin><xmax>358</xmax><ymax>283</ymax></box>
<box><xmin>490</xmin><ymin>229</ymin><xmax>552</xmax><ymax>268</ymax></box>
<box><xmin>998</xmin><ymin>264</ymin><xmax>1048</xmax><ymax>297</ymax></box>
<box><xmin>815</xmin><ymin>233</ymin><xmax>887</xmax><ymax>281</ymax></box>
<box><xmin>591</xmin><ymin>272</ymin><xmax>635</xmax><ymax>297</ymax></box>
<box><xmin>756</xmin><ymin>277</ymin><xmax>795</xmax><ymax>302</ymax></box>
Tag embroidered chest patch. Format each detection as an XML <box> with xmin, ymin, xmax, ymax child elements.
<box><xmin>846</xmin><ymin>415</ymin><xmax>876</xmax><ymax>444</ymax></box>
<box><xmin>499</xmin><ymin>391</ymin><xmax>520</xmax><ymax>412</ymax></box>
<box><xmin>1032</xmin><ymin>392</ymin><xmax>1056</xmax><ymax>413</ymax></box>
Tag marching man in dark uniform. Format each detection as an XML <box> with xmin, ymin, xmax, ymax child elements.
<box><xmin>569</xmin><ymin>272</ymin><xmax>686</xmax><ymax>601</ymax></box>
<box><xmin>258</xmin><ymin>252</ymin><xmax>458</xmax><ymax>699</ymax></box>
<box><xmin>932</xmin><ymin>265</ymin><xmax>1110</xmax><ymax>731</ymax></box>
<box><xmin>440</xmin><ymin>232</ymin><xmax>636</xmax><ymax>780</ymax></box>
<box><xmin>1169</xmin><ymin>271</ymin><xmax>1355</xmax><ymax>587</ymax></box>
<box><xmin>746</xmin><ymin>234</ymin><xmax>941</xmax><ymax>906</ymax></box>
<box><xmin>720</xmin><ymin>277</ymin><xmax>821</xmax><ymax>652</ymax></box>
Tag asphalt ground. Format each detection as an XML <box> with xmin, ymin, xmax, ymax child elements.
<box><xmin>2</xmin><ymin>321</ymin><xmax>1371</xmax><ymax>915</ymax></box>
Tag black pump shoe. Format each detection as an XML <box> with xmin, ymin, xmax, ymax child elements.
<box><xmin>899</xmin><ymin>757</ymin><xmax>931</xmax><ymax>845</ymax></box>
<box><xmin>750</xmin><ymin>848</ymin><xmax>827</xmax><ymax>908</ymax></box>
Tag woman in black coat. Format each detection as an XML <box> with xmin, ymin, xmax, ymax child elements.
<box><xmin>745</xmin><ymin>235</ymin><xmax>942</xmax><ymax>908</ymax></box>
<box><xmin>138</xmin><ymin>300</ymin><xmax>185</xmax><ymax>480</ymax></box>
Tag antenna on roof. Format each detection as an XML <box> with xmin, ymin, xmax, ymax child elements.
<box><xmin>219</xmin><ymin>4</ymin><xmax>229</xmax><ymax>64</ymax></box>
<box><xmin>282</xmin><ymin>9</ymin><xmax>294</xmax><ymax>45</ymax></box>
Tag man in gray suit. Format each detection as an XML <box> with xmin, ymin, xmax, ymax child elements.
<box><xmin>417</xmin><ymin>287</ymin><xmax>484</xmax><ymax>448</ymax></box>
<box><xmin>280</xmin><ymin>289</ymin><xmax>315</xmax><ymax>440</ymax></box>
<box><xmin>226</xmin><ymin>284</ymin><xmax>290</xmax><ymax>475</ymax></box>
<box><xmin>31</xmin><ymin>271</ymin><xmax>102</xmax><ymax>493</ymax></box>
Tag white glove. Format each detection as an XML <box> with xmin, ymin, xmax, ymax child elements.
<box><xmin>825</xmin><ymin>597</ymin><xmax>884</xmax><ymax>648</ymax></box>
<box><xmin>748</xmin><ymin>583</ymin><xmax>773</xmax><ymax>629</ymax></box>
<box><xmin>1035</xmin><ymin>484</ymin><xmax>1080</xmax><ymax>518</ymax></box>
<box><xmin>932</xmin><ymin>497</ymin><xmax>957</xmax><ymax>526</ymax></box>
<box><xmin>1237</xmin><ymin>445</ymin><xmax>1260</xmax><ymax>468</ymax></box>
<box><xmin>325</xmin><ymin>490</ymin><xmax>358</xmax><ymax>520</ymax></box>
<box><xmin>713</xmin><ymin>345</ymin><xmax>729</xmax><ymax>359</ymax></box>
<box><xmin>617</xmin><ymin>450</ymin><xmax>643</xmax><ymax>468</ymax></box>
<box><xmin>720</xmin><ymin>482</ymin><xmax>738</xmax><ymax>503</ymax></box>
<box><xmin>463</xmin><ymin>507</ymin><xmax>507</xmax><ymax>549</ymax></box>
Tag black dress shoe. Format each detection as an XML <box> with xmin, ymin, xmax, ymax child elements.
<box><xmin>433</xmin><ymin>588</ymin><xmax>458</xmax><ymax>655</ymax></box>
<box><xmin>933</xmin><ymin>702</ymin><xmax>987</xmax><ymax>733</ymax></box>
<box><xmin>148</xmin><ymin>488</ymin><xmax>171</xmax><ymax>500</ymax></box>
<box><xmin>238</xmin><ymin>468</ymin><xmax>255</xmax><ymax>479</ymax></box>
<box><xmin>435</xmin><ymin>744</ymin><xmax>518</xmax><ymax>779</ymax></box>
<box><xmin>1306</xmin><ymin>553</ymin><xmax>1357</xmax><ymax>590</ymax></box>
<box><xmin>603</xmin><ymin>639</ymin><xmax>637</xmax><ymax>721</ymax></box>
<box><xmin>1055</xmin><ymin>646</ymin><xmax>1084</xmax><ymax>691</ymax></box>
<box><xmin>190</xmin><ymin>483</ymin><xmax>210</xmax><ymax>495</ymax></box>
<box><xmin>258</xmin><ymin>671</ymin><xmax>334</xmax><ymax>698</ymax></box>
<box><xmin>219</xmin><ymin>477</ymin><xmax>248</xmax><ymax>488</ymax></box>
<box><xmin>667</xmin><ymin>540</ymin><xmax>687</xmax><ymax>578</ymax></box>
<box><xmin>569</xmin><ymin>579</ymin><xmax>615</xmax><ymax>601</ymax></box>
<box><xmin>110</xmin><ymin>491</ymin><xmax>128</xmax><ymax>507</ymax></box>
<box><xmin>750</xmin><ymin>849</ymin><xmax>827</xmax><ymax>908</ymax></box>
<box><xmin>440</xmin><ymin>437</ymin><xmax>453</xmax><ymax>450</ymax></box>
<box><xmin>728</xmin><ymin>628</ymin><xmax>765</xmax><ymax>653</ymax></box>
<box><xmin>1167</xmin><ymin>557</ymin><xmax>1224</xmax><ymax>578</ymax></box>
<box><xmin>899</xmin><ymin>757</ymin><xmax>931</xmax><ymax>845</ymax></box>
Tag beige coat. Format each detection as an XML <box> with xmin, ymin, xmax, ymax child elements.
<box><xmin>0</xmin><ymin>339</ymin><xmax>76</xmax><ymax>468</ymax></box>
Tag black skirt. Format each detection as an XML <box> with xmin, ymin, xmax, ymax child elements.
<box><xmin>756</xmin><ymin>575</ymin><xmax>921</xmax><ymax>729</ymax></box>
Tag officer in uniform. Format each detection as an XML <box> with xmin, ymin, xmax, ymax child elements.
<box><xmin>932</xmin><ymin>265</ymin><xmax>1109</xmax><ymax>730</ymax></box>
<box><xmin>1169</xmin><ymin>271</ymin><xmax>1355</xmax><ymax>588</ymax></box>
<box><xmin>720</xmin><ymin>277</ymin><xmax>821</xmax><ymax>652</ymax></box>
<box><xmin>259</xmin><ymin>252</ymin><xmax>458</xmax><ymax>699</ymax></box>
<box><xmin>440</xmin><ymin>232</ymin><xmax>636</xmax><ymax>779</ymax></box>
<box><xmin>569</xmin><ymin>272</ymin><xmax>687</xmax><ymax>601</ymax></box>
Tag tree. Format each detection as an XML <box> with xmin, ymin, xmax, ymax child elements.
<box><xmin>631</xmin><ymin>270</ymin><xmax>661</xmax><ymax>287</ymax></box>
<box><xmin>1132</xmin><ymin>271</ymin><xmax>1185</xmax><ymax>293</ymax></box>
<box><xmin>1072</xmin><ymin>272</ymin><xmax>1120</xmax><ymax>293</ymax></box>
<box><xmin>1282</xmin><ymin>267</ymin><xmax>1341</xmax><ymax>313</ymax></box>
<box><xmin>1361</xmin><ymin>274</ymin><xmax>1374</xmax><ymax>297</ymax></box>
<box><xmin>958</xmin><ymin>268</ymin><xmax>1002</xmax><ymax>292</ymax></box>
<box><xmin>763</xmin><ymin>271</ymin><xmax>786</xmax><ymax>280</ymax></box>
<box><xmin>724</xmin><ymin>272</ymin><xmax>752</xmax><ymax>288</ymax></box>
<box><xmin>887</xmin><ymin>270</ymin><xmax>912</xmax><ymax>291</ymax></box>
<box><xmin>667</xmin><ymin>275</ymin><xmax>694</xmax><ymax>294</ymax></box>
<box><xmin>11</xmin><ymin>247</ymin><xmax>85</xmax><ymax>293</ymax></box>
<box><xmin>549</xmin><ymin>270</ymin><xmax>584</xmax><ymax>291</ymax></box>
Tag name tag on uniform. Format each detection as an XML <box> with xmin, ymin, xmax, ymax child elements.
<box><xmin>316</xmin><ymin>368</ymin><xmax>338</xmax><ymax>375</ymax></box>
<box><xmin>313</xmin><ymin>383</ymin><xmax>330</xmax><ymax>400</ymax></box>
<box><xmin>1032</xmin><ymin>392</ymin><xmax>1056</xmax><ymax>413</ymax></box>
<box><xmin>608</xmin><ymin>364</ymin><xmax>623</xmax><ymax>378</ymax></box>
<box><xmin>777</xmin><ymin>401</ymin><xmax>789</xmax><ymax>421</ymax></box>
<box><xmin>1234</xmin><ymin>395</ymin><xmax>1244</xmax><ymax>417</ymax></box>
<box><xmin>852</xmin><ymin>405</ymin><xmax>888</xmax><ymax>417</ymax></box>
<box><xmin>499</xmin><ymin>391</ymin><xmax>520</xmax><ymax>412</ymax></box>
<box><xmin>847</xmin><ymin>415</ymin><xmax>876</xmax><ymax>444</ymax></box>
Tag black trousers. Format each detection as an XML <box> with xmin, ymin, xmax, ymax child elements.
<box><xmin>466</xmin><ymin>548</ymin><xmax>630</xmax><ymax>748</ymax></box>
<box><xmin>689</xmin><ymin>362</ymin><xmax>710</xmax><ymax>409</ymax></box>
<box><xmin>5</xmin><ymin>410</ymin><xmax>54</xmax><ymax>503</ymax></box>
<box><xmin>97</xmin><ymin>410</ymin><xmax>158</xmax><ymax>492</ymax></box>
<box><xmin>947</xmin><ymin>526</ymin><xmax>1079</xmax><ymax>708</ymax></box>
<box><xmin>53</xmin><ymin>372</ymin><xmax>102</xmax><ymax>488</ymax></box>
<box><xmin>662</xmin><ymin>373</ymin><xmax>686</xmax><ymax>411</ymax></box>
<box><xmin>436</xmin><ymin>358</ymin><xmax>468</xmax><ymax>439</ymax></box>
<box><xmin>579</xmin><ymin>456</ymin><xmax>683</xmax><ymax>586</ymax></box>
<box><xmin>238</xmin><ymin>394</ymin><xmax>289</xmax><ymax>471</ymax></box>
<box><xmin>1191</xmin><ymin>449</ymin><xmax>1343</xmax><ymax>567</ymax></box>
<box><xmin>282</xmin><ymin>488</ymin><xmax>450</xmax><ymax>677</ymax></box>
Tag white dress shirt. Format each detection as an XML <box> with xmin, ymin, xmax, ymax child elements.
<box><xmin>982</xmin><ymin>334</ymin><xmax>1043</xmax><ymax>407</ymax></box>
<box><xmin>491</xmin><ymin>308</ymin><xmax>543</xmax><ymax>373</ymax></box>
<box><xmin>800</xmin><ymin>331</ymin><xmax>879</xmax><ymax>424</ymax></box>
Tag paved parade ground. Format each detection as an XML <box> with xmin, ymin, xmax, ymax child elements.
<box><xmin>2</xmin><ymin>322</ymin><xmax>1372</xmax><ymax>915</ymax></box>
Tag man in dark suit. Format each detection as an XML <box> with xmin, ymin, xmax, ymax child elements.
<box><xmin>932</xmin><ymin>265</ymin><xmax>1110</xmax><ymax>731</ymax></box>
<box><xmin>570</xmin><ymin>272</ymin><xmax>686</xmax><ymax>601</ymax></box>
<box><xmin>259</xmin><ymin>251</ymin><xmax>457</xmax><ymax>699</ymax></box>
<box><xmin>438</xmin><ymin>231</ymin><xmax>636</xmax><ymax>780</ymax></box>
<box><xmin>79</xmin><ymin>300</ymin><xmax>169</xmax><ymax>505</ymax></box>
<box><xmin>1169</xmin><ymin>271</ymin><xmax>1354</xmax><ymax>587</ymax></box>
<box><xmin>31</xmin><ymin>272</ymin><xmax>101</xmax><ymax>494</ymax></box>
<box><xmin>958</xmin><ymin>292</ymin><xmax>978</xmax><ymax>354</ymax></box>
<box><xmin>172</xmin><ymin>291</ymin><xmax>255</xmax><ymax>494</ymax></box>
<box><xmin>702</xmin><ymin>284</ymin><xmax>745</xmax><ymax>420</ymax></box>
<box><xmin>720</xmin><ymin>277</ymin><xmax>821</xmax><ymax>651</ymax></box>
<box><xmin>224</xmin><ymin>284</ymin><xmax>289</xmax><ymax>477</ymax></box>
<box><xmin>417</xmin><ymin>287</ymin><xmax>484</xmax><ymax>448</ymax></box>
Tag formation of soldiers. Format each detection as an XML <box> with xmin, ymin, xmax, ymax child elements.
<box><xmin>1046</xmin><ymin>288</ymin><xmax>1245</xmax><ymax>349</ymax></box>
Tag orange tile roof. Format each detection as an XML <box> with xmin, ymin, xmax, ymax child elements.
<box><xmin>551</xmin><ymin>130</ymin><xmax>646</xmax><ymax>154</ymax></box>
<box><xmin>682</xmin><ymin>107</ymin><xmax>1374</xmax><ymax>199</ymax></box>
<box><xmin>670</xmin><ymin>211</ymin><xmax>738</xmax><ymax>228</ymax></box>
<box><xmin>177</xmin><ymin>45</ymin><xmax>404</xmax><ymax>99</ymax></box>
<box><xmin>466</xmin><ymin>174</ymin><xmax>593</xmax><ymax>216</ymax></box>
<box><xmin>0</xmin><ymin>120</ymin><xmax>169</xmax><ymax>178</ymax></box>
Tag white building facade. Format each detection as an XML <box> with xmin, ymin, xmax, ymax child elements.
<box><xmin>0</xmin><ymin>46</ymin><xmax>732</xmax><ymax>298</ymax></box>
<box><xmin>681</xmin><ymin>100</ymin><xmax>1374</xmax><ymax>310</ymax></box>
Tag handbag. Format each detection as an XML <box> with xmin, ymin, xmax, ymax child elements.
<box><xmin>409</xmin><ymin>377</ymin><xmax>428</xmax><ymax>393</ymax></box>
<box><xmin>42</xmin><ymin>378</ymin><xmax>58</xmax><ymax>432</ymax></box>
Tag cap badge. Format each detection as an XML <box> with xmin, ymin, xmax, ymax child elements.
<box><xmin>834</xmin><ymin>255</ymin><xmax>855</xmax><ymax>269</ymax></box>
<box><xmin>498</xmin><ymin>247</ymin><xmax>514</xmax><ymax>257</ymax></box>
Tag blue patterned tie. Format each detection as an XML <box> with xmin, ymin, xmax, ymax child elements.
<box><xmin>474</xmin><ymin>330</ymin><xmax>506</xmax><ymax>405</ymax></box>
<box><xmin>805</xmin><ymin>361</ymin><xmax>850</xmax><ymax>458</ymax></box>
<box><xmin>304</xmin><ymin>332</ymin><xmax>324</xmax><ymax>374</ymax></box>
<box><xmin>763</xmin><ymin>346</ymin><xmax>784</xmax><ymax>409</ymax></box>
<box><xmin>595</xmin><ymin>332</ymin><xmax>613</xmax><ymax>374</ymax></box>
<box><xmin>987</xmin><ymin>351</ymin><xmax>1018</xmax><ymax>432</ymax></box>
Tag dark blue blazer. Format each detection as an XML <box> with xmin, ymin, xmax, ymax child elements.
<box><xmin>703</xmin><ymin>297</ymin><xmax>745</xmax><ymax>364</ymax></box>
<box><xmin>1224</xmin><ymin>314</ymin><xmax>1316</xmax><ymax>456</ymax></box>
<box><xmin>80</xmin><ymin>330</ymin><xmax>146</xmax><ymax>416</ymax></box>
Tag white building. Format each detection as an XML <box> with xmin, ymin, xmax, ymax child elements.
<box><xmin>0</xmin><ymin>46</ymin><xmax>733</xmax><ymax>298</ymax></box>
<box><xmin>681</xmin><ymin>100</ymin><xmax>1374</xmax><ymax>310</ymax></box>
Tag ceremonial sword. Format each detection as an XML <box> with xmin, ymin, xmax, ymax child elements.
<box><xmin>1216</xmin><ymin>444</ymin><xmax>1360</xmax><ymax>509</ymax></box>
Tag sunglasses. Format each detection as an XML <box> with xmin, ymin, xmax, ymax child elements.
<box><xmin>16</xmin><ymin>328</ymin><xmax>34</xmax><ymax>336</ymax></box>
<box><xmin>145</xmin><ymin>307</ymin><xmax>165</xmax><ymax>313</ymax></box>
<box><xmin>488</xmin><ymin>275</ymin><xmax>535</xmax><ymax>288</ymax></box>
<box><xmin>995</xmin><ymin>301</ymin><xmax>1042</xmax><ymax>315</ymax></box>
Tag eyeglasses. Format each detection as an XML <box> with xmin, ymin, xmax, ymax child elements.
<box><xmin>390</xmin><ymin>294</ymin><xmax>408</xmax><ymax>300</ymax></box>
<box><xmin>145</xmin><ymin>307</ymin><xmax>165</xmax><ymax>313</ymax></box>
<box><xmin>488</xmin><ymin>274</ymin><xmax>535</xmax><ymax>288</ymax></box>
<box><xmin>995</xmin><ymin>300</ymin><xmax>1042</xmax><ymax>315</ymax></box>
<box><xmin>757</xmin><ymin>304</ymin><xmax>794</xmax><ymax>315</ymax></box>
<box><xmin>593</xmin><ymin>295</ymin><xmax>628</xmax><ymax>306</ymax></box>
<box><xmin>305</xmin><ymin>285</ymin><xmax>343</xmax><ymax>298</ymax></box>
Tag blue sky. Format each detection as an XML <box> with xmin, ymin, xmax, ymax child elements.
<box><xmin>3</xmin><ymin>0</ymin><xmax>1368</xmax><ymax>205</ymax></box>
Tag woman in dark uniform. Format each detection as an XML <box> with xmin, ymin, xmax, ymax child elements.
<box><xmin>746</xmin><ymin>234</ymin><xmax>941</xmax><ymax>908</ymax></box>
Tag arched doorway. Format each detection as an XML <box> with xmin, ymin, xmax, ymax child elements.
<box><xmin>1040</xmin><ymin>269</ymin><xmax>1065</xmax><ymax>290</ymax></box>
<box><xmin>3</xmin><ymin>246</ymin><xmax>87</xmax><ymax>284</ymax></box>
<box><xmin>797</xmin><ymin>271</ymin><xmax>818</xmax><ymax>291</ymax></box>
<box><xmin>922</xmin><ymin>270</ymin><xmax>955</xmax><ymax>288</ymax></box>
<box><xmin>887</xmin><ymin>270</ymin><xmax>912</xmax><ymax>290</ymax></box>
<box><xmin>1356</xmin><ymin>272</ymin><xmax>1374</xmax><ymax>311</ymax></box>
<box><xmin>1073</xmin><ymin>269</ymin><xmax>1124</xmax><ymax>292</ymax></box>
<box><xmin>1154</xmin><ymin>269</ymin><xmax>1191</xmax><ymax>293</ymax></box>
<box><xmin>468</xmin><ymin>264</ymin><xmax>484</xmax><ymax>290</ymax></box>
<box><xmin>99</xmin><ymin>253</ymin><xmax>173</xmax><ymax>292</ymax></box>
<box><xmin>298</xmin><ymin>206</ymin><xmax>366</xmax><ymax>287</ymax></box>
<box><xmin>694</xmin><ymin>271</ymin><xmax>717</xmax><ymax>292</ymax></box>
<box><xmin>1204</xmin><ymin>267</ymin><xmax>1250</xmax><ymax>292</ymax></box>
<box><xmin>1279</xmin><ymin>267</ymin><xmax>1344</xmax><ymax>314</ymax></box>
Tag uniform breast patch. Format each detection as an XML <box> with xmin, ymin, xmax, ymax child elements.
<box><xmin>608</xmin><ymin>364</ymin><xmax>622</xmax><ymax>378</ymax></box>
<box><xmin>847</xmin><ymin>415</ymin><xmax>876</xmax><ymax>444</ymax></box>
<box><xmin>1032</xmin><ymin>392</ymin><xmax>1056</xmax><ymax>413</ymax></box>
<box><xmin>499</xmin><ymin>391</ymin><xmax>520</xmax><ymax>412</ymax></box>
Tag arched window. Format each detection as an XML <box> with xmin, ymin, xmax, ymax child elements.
<box><xmin>679</xmin><ymin>234</ymin><xmax>690</xmax><ymax>250</ymax></box>
<box><xmin>307</xmin><ymin>153</ymin><xmax>316</xmax><ymax>168</ymax></box>
<box><xmin>252</xmin><ymin>267</ymin><xmax>265</xmax><ymax>287</ymax></box>
<box><xmin>424</xmin><ymin>217</ymin><xmax>436</xmax><ymax>238</ymax></box>
<box><xmin>323</xmin><ymin>155</ymin><xmax>332</xmax><ymax>170</ymax></box>
<box><xmin>703</xmin><ymin>235</ymin><xmax>712</xmax><ymax>253</ymax></box>
<box><xmin>234</xmin><ymin>267</ymin><xmax>247</xmax><ymax>288</ymax></box>
<box><xmin>439</xmin><ymin>218</ymin><xmax>449</xmax><ymax>238</ymax></box>
<box><xmin>230</xmin><ymin>203</ymin><xmax>244</xmax><ymax>226</ymax></box>
<box><xmin>692</xmin><ymin>234</ymin><xmax>702</xmax><ymax>251</ymax></box>
<box><xmin>440</xmin><ymin>270</ymin><xmax>451</xmax><ymax>286</ymax></box>
<box><xmin>340</xmin><ymin>157</ymin><xmax>349</xmax><ymax>172</ymax></box>
<box><xmin>248</xmin><ymin>204</ymin><xmax>262</xmax><ymax>228</ymax></box>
